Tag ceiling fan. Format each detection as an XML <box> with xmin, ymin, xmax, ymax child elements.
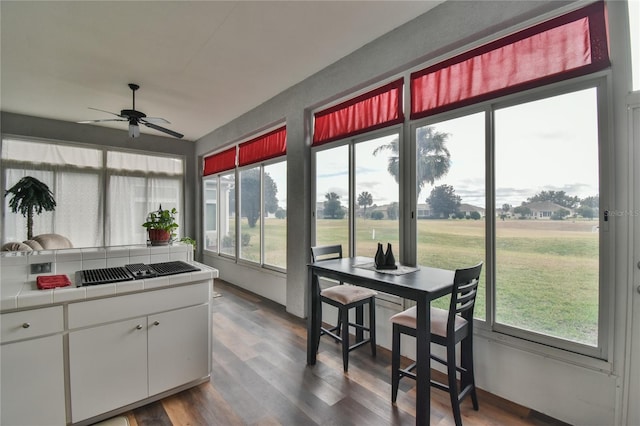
<box><xmin>78</xmin><ymin>83</ymin><xmax>184</xmax><ymax>139</ymax></box>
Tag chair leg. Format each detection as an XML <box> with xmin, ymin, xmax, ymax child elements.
<box><xmin>462</xmin><ymin>335</ymin><xmax>479</xmax><ymax>410</ymax></box>
<box><xmin>369</xmin><ymin>298</ymin><xmax>376</xmax><ymax>357</ymax></box>
<box><xmin>334</xmin><ymin>311</ymin><xmax>342</xmax><ymax>343</ymax></box>
<box><xmin>341</xmin><ymin>306</ymin><xmax>350</xmax><ymax>372</ymax></box>
<box><xmin>355</xmin><ymin>305</ymin><xmax>364</xmax><ymax>342</ymax></box>
<box><xmin>391</xmin><ymin>324</ymin><xmax>401</xmax><ymax>402</ymax></box>
<box><xmin>316</xmin><ymin>301</ymin><xmax>323</xmax><ymax>353</ymax></box>
<box><xmin>447</xmin><ymin>343</ymin><xmax>463</xmax><ymax>426</ymax></box>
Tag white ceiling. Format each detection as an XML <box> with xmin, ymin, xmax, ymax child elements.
<box><xmin>1</xmin><ymin>1</ymin><xmax>443</xmax><ymax>141</ymax></box>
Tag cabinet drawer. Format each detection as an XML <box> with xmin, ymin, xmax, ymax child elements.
<box><xmin>1</xmin><ymin>306</ymin><xmax>64</xmax><ymax>344</ymax></box>
<box><xmin>69</xmin><ymin>282</ymin><xmax>210</xmax><ymax>329</ymax></box>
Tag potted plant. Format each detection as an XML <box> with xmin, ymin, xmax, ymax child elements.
<box><xmin>4</xmin><ymin>176</ymin><xmax>56</xmax><ymax>240</ymax></box>
<box><xmin>142</xmin><ymin>205</ymin><xmax>179</xmax><ymax>246</ymax></box>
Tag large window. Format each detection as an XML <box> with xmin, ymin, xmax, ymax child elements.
<box><xmin>2</xmin><ymin>139</ymin><xmax>103</xmax><ymax>247</ymax></box>
<box><xmin>203</xmin><ymin>180</ymin><xmax>218</xmax><ymax>253</ymax></box>
<box><xmin>1</xmin><ymin>138</ymin><xmax>184</xmax><ymax>248</ymax></box>
<box><xmin>219</xmin><ymin>172</ymin><xmax>236</xmax><ymax>257</ymax></box>
<box><xmin>202</xmin><ymin>126</ymin><xmax>287</xmax><ymax>270</ymax></box>
<box><xmin>494</xmin><ymin>87</ymin><xmax>601</xmax><ymax>351</ymax></box>
<box><xmin>264</xmin><ymin>160</ymin><xmax>287</xmax><ymax>268</ymax></box>
<box><xmin>315</xmin><ymin>145</ymin><xmax>349</xmax><ymax>250</ymax></box>
<box><xmin>239</xmin><ymin>166</ymin><xmax>262</xmax><ymax>263</ymax></box>
<box><xmin>414</xmin><ymin>113</ymin><xmax>486</xmax><ymax>318</ymax></box>
<box><xmin>355</xmin><ymin>134</ymin><xmax>399</xmax><ymax>256</ymax></box>
<box><xmin>314</xmin><ymin>131</ymin><xmax>400</xmax><ymax>258</ymax></box>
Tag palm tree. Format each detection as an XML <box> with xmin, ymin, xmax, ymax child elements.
<box><xmin>357</xmin><ymin>191</ymin><xmax>373</xmax><ymax>218</ymax></box>
<box><xmin>373</xmin><ymin>126</ymin><xmax>451</xmax><ymax>197</ymax></box>
<box><xmin>4</xmin><ymin>176</ymin><xmax>56</xmax><ymax>239</ymax></box>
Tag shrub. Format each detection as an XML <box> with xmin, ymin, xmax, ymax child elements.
<box><xmin>469</xmin><ymin>211</ymin><xmax>481</xmax><ymax>220</ymax></box>
<box><xmin>551</xmin><ymin>208</ymin><xmax>570</xmax><ymax>220</ymax></box>
<box><xmin>371</xmin><ymin>211</ymin><xmax>384</xmax><ymax>220</ymax></box>
<box><xmin>222</xmin><ymin>235</ymin><xmax>235</xmax><ymax>248</ymax></box>
<box><xmin>241</xmin><ymin>233</ymin><xmax>251</xmax><ymax>246</ymax></box>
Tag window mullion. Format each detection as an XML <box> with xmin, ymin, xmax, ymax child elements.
<box><xmin>348</xmin><ymin>142</ymin><xmax>355</xmax><ymax>257</ymax></box>
<box><xmin>486</xmin><ymin>106</ymin><xmax>497</xmax><ymax>328</ymax></box>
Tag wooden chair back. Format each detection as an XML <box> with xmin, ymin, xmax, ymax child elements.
<box><xmin>449</xmin><ymin>262</ymin><xmax>483</xmax><ymax>331</ymax></box>
<box><xmin>311</xmin><ymin>245</ymin><xmax>343</xmax><ymax>262</ymax></box>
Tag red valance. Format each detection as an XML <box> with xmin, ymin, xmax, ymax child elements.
<box><xmin>410</xmin><ymin>1</ymin><xmax>610</xmax><ymax>120</ymax></box>
<box><xmin>238</xmin><ymin>126</ymin><xmax>287</xmax><ymax>167</ymax></box>
<box><xmin>313</xmin><ymin>78</ymin><xmax>404</xmax><ymax>146</ymax></box>
<box><xmin>203</xmin><ymin>147</ymin><xmax>236</xmax><ymax>176</ymax></box>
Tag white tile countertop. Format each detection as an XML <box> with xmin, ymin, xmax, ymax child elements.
<box><xmin>0</xmin><ymin>244</ymin><xmax>218</xmax><ymax>312</ymax></box>
<box><xmin>0</xmin><ymin>263</ymin><xmax>218</xmax><ymax>312</ymax></box>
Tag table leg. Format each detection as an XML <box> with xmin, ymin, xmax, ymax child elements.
<box><xmin>415</xmin><ymin>298</ymin><xmax>431</xmax><ymax>426</ymax></box>
<box><xmin>307</xmin><ymin>269</ymin><xmax>320</xmax><ymax>365</ymax></box>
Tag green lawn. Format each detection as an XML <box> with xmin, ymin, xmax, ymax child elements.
<box><xmin>235</xmin><ymin>216</ymin><xmax>599</xmax><ymax>346</ymax></box>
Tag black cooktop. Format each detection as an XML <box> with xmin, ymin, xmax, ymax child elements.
<box><xmin>77</xmin><ymin>261</ymin><xmax>200</xmax><ymax>286</ymax></box>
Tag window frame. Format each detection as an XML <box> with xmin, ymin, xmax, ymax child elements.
<box><xmin>1</xmin><ymin>136</ymin><xmax>185</xmax><ymax>248</ymax></box>
<box><xmin>202</xmin><ymin>153</ymin><xmax>287</xmax><ymax>274</ymax></box>
<box><xmin>407</xmin><ymin>73</ymin><xmax>612</xmax><ymax>360</ymax></box>
<box><xmin>488</xmin><ymin>74</ymin><xmax>612</xmax><ymax>360</ymax></box>
<box><xmin>311</xmin><ymin>125</ymin><xmax>404</xmax><ymax>258</ymax></box>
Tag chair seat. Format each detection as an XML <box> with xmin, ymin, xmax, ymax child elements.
<box><xmin>389</xmin><ymin>306</ymin><xmax>467</xmax><ymax>338</ymax></box>
<box><xmin>321</xmin><ymin>285</ymin><xmax>377</xmax><ymax>305</ymax></box>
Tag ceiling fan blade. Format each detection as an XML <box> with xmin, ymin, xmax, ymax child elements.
<box><xmin>77</xmin><ymin>118</ymin><xmax>127</xmax><ymax>123</ymax></box>
<box><xmin>142</xmin><ymin>122</ymin><xmax>184</xmax><ymax>139</ymax></box>
<box><xmin>88</xmin><ymin>107</ymin><xmax>124</xmax><ymax>118</ymax></box>
<box><xmin>141</xmin><ymin>117</ymin><xmax>170</xmax><ymax>124</ymax></box>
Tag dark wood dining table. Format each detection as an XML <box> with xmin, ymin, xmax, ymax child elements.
<box><xmin>307</xmin><ymin>256</ymin><xmax>456</xmax><ymax>426</ymax></box>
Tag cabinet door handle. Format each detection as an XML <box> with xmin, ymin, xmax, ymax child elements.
<box><xmin>22</xmin><ymin>322</ymin><xmax>30</xmax><ymax>329</ymax></box>
<box><xmin>136</xmin><ymin>324</ymin><xmax>143</xmax><ymax>330</ymax></box>
<box><xmin>153</xmin><ymin>321</ymin><xmax>160</xmax><ymax>326</ymax></box>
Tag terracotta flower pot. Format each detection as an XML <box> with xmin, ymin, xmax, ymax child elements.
<box><xmin>148</xmin><ymin>229</ymin><xmax>171</xmax><ymax>246</ymax></box>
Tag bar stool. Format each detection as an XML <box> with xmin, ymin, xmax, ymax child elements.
<box><xmin>311</xmin><ymin>245</ymin><xmax>377</xmax><ymax>372</ymax></box>
<box><xmin>390</xmin><ymin>262</ymin><xmax>483</xmax><ymax>426</ymax></box>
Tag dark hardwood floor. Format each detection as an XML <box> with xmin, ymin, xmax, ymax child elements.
<box><xmin>120</xmin><ymin>279</ymin><xmax>568</xmax><ymax>426</ymax></box>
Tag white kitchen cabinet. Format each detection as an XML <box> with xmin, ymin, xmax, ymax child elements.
<box><xmin>69</xmin><ymin>317</ymin><xmax>148</xmax><ymax>422</ymax></box>
<box><xmin>148</xmin><ymin>304</ymin><xmax>209</xmax><ymax>395</ymax></box>
<box><xmin>68</xmin><ymin>282</ymin><xmax>211</xmax><ymax>423</ymax></box>
<box><xmin>1</xmin><ymin>307</ymin><xmax>65</xmax><ymax>426</ymax></box>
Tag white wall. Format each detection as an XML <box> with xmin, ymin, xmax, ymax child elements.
<box><xmin>196</xmin><ymin>1</ymin><xmax>635</xmax><ymax>424</ymax></box>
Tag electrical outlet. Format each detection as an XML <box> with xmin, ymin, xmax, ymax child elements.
<box><xmin>30</xmin><ymin>262</ymin><xmax>52</xmax><ymax>274</ymax></box>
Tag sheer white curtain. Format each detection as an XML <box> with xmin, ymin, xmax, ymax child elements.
<box><xmin>3</xmin><ymin>168</ymin><xmax>102</xmax><ymax>247</ymax></box>
<box><xmin>3</xmin><ymin>138</ymin><xmax>184</xmax><ymax>248</ymax></box>
<box><xmin>107</xmin><ymin>175</ymin><xmax>183</xmax><ymax>246</ymax></box>
<box><xmin>108</xmin><ymin>175</ymin><xmax>147</xmax><ymax>246</ymax></box>
<box><xmin>55</xmin><ymin>171</ymin><xmax>103</xmax><ymax>247</ymax></box>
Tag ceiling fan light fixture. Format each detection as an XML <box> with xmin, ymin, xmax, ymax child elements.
<box><xmin>129</xmin><ymin>123</ymin><xmax>140</xmax><ymax>138</ymax></box>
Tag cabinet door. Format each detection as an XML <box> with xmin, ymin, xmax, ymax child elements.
<box><xmin>1</xmin><ymin>335</ymin><xmax>65</xmax><ymax>426</ymax></box>
<box><xmin>69</xmin><ymin>317</ymin><xmax>148</xmax><ymax>422</ymax></box>
<box><xmin>148</xmin><ymin>304</ymin><xmax>210</xmax><ymax>395</ymax></box>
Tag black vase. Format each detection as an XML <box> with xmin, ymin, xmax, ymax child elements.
<box><xmin>384</xmin><ymin>243</ymin><xmax>396</xmax><ymax>267</ymax></box>
<box><xmin>374</xmin><ymin>242</ymin><xmax>385</xmax><ymax>268</ymax></box>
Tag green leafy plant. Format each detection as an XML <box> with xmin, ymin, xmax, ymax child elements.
<box><xmin>179</xmin><ymin>237</ymin><xmax>196</xmax><ymax>250</ymax></box>
<box><xmin>142</xmin><ymin>205</ymin><xmax>179</xmax><ymax>237</ymax></box>
<box><xmin>4</xmin><ymin>176</ymin><xmax>56</xmax><ymax>240</ymax></box>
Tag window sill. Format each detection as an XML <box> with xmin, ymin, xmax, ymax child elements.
<box><xmin>473</xmin><ymin>320</ymin><xmax>613</xmax><ymax>374</ymax></box>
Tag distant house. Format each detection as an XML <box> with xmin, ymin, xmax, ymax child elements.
<box><xmin>416</xmin><ymin>203</ymin><xmax>432</xmax><ymax>219</ymax></box>
<box><xmin>518</xmin><ymin>201</ymin><xmax>574</xmax><ymax>219</ymax></box>
<box><xmin>416</xmin><ymin>202</ymin><xmax>485</xmax><ymax>219</ymax></box>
